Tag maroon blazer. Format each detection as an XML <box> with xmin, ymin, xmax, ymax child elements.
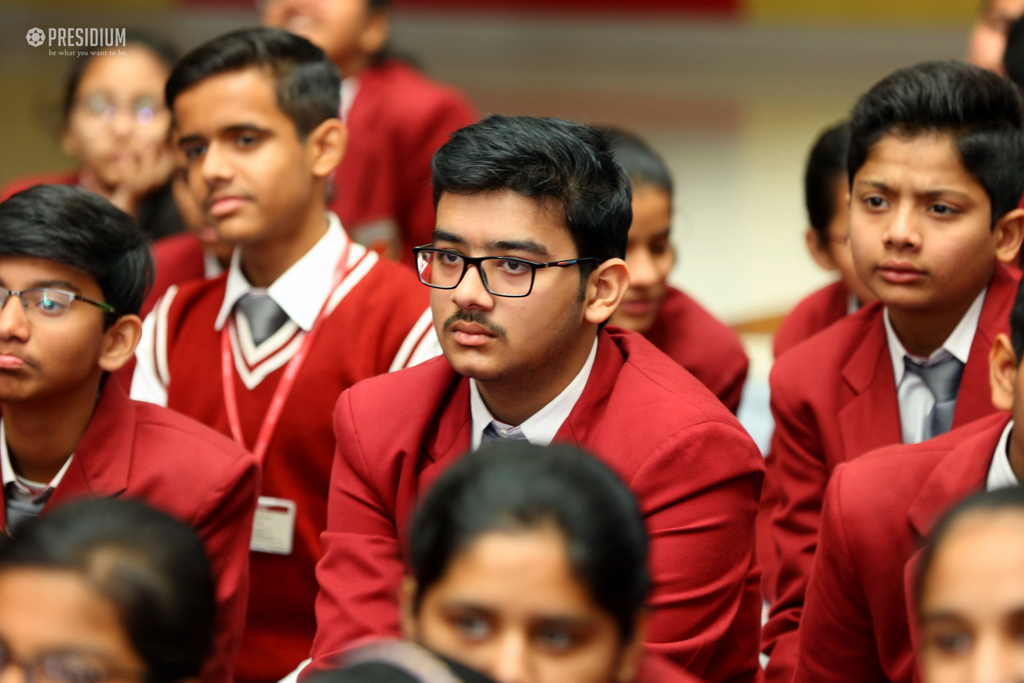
<box><xmin>794</xmin><ymin>413</ymin><xmax>1008</xmax><ymax>683</ymax></box>
<box><xmin>330</xmin><ymin>59</ymin><xmax>477</xmax><ymax>265</ymax></box>
<box><xmin>310</xmin><ymin>329</ymin><xmax>765</xmax><ymax>683</ymax></box>
<box><xmin>773</xmin><ymin>280</ymin><xmax>851</xmax><ymax>359</ymax></box>
<box><xmin>644</xmin><ymin>287</ymin><xmax>748</xmax><ymax>414</ymax></box>
<box><xmin>762</xmin><ymin>264</ymin><xmax>1019</xmax><ymax>683</ymax></box>
<box><xmin>5</xmin><ymin>379</ymin><xmax>260</xmax><ymax>683</ymax></box>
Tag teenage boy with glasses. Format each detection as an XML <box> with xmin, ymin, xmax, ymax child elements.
<box><xmin>0</xmin><ymin>184</ymin><xmax>260</xmax><ymax>683</ymax></box>
<box><xmin>306</xmin><ymin>115</ymin><xmax>766</xmax><ymax>683</ymax></box>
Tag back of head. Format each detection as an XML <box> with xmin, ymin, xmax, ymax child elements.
<box><xmin>848</xmin><ymin>60</ymin><xmax>1024</xmax><ymax>227</ymax></box>
<box><xmin>407</xmin><ymin>441</ymin><xmax>649</xmax><ymax>642</ymax></box>
<box><xmin>1006</xmin><ymin>15</ymin><xmax>1024</xmax><ymax>89</ymax></box>
<box><xmin>0</xmin><ymin>498</ymin><xmax>215</xmax><ymax>683</ymax></box>
<box><xmin>431</xmin><ymin>115</ymin><xmax>632</xmax><ymax>266</ymax></box>
<box><xmin>805</xmin><ymin>120</ymin><xmax>851</xmax><ymax>244</ymax></box>
<box><xmin>0</xmin><ymin>185</ymin><xmax>152</xmax><ymax>318</ymax></box>
<box><xmin>165</xmin><ymin>27</ymin><xmax>340</xmax><ymax>140</ymax></box>
<box><xmin>600</xmin><ymin>126</ymin><xmax>674</xmax><ymax>198</ymax></box>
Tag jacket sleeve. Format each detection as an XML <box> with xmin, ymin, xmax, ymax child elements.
<box><xmin>793</xmin><ymin>464</ymin><xmax>888</xmax><ymax>683</ymax></box>
<box><xmin>635</xmin><ymin>420</ymin><xmax>764</xmax><ymax>683</ymax></box>
<box><xmin>306</xmin><ymin>388</ymin><xmax>406</xmax><ymax>677</ymax></box>
<box><xmin>191</xmin><ymin>452</ymin><xmax>261</xmax><ymax>683</ymax></box>
<box><xmin>716</xmin><ymin>348</ymin><xmax>749</xmax><ymax>415</ymax></box>
<box><xmin>761</xmin><ymin>362</ymin><xmax>831</xmax><ymax>683</ymax></box>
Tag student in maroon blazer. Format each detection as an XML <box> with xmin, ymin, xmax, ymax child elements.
<box><xmin>261</xmin><ymin>0</ymin><xmax>477</xmax><ymax>265</ymax></box>
<box><xmin>762</xmin><ymin>62</ymin><xmax>1024</xmax><ymax>683</ymax></box>
<box><xmin>0</xmin><ymin>185</ymin><xmax>260</xmax><ymax>683</ymax></box>
<box><xmin>308</xmin><ymin>116</ymin><xmax>765</xmax><ymax>683</ymax></box>
<box><xmin>601</xmin><ymin>128</ymin><xmax>748</xmax><ymax>414</ymax></box>
<box><xmin>773</xmin><ymin>121</ymin><xmax>877</xmax><ymax>360</ymax></box>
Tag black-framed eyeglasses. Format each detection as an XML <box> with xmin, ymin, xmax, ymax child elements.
<box><xmin>0</xmin><ymin>637</ymin><xmax>144</xmax><ymax>683</ymax></box>
<box><xmin>412</xmin><ymin>246</ymin><xmax>599</xmax><ymax>298</ymax></box>
<box><xmin>0</xmin><ymin>288</ymin><xmax>115</xmax><ymax>323</ymax></box>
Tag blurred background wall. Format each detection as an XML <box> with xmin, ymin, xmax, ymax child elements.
<box><xmin>0</xmin><ymin>0</ymin><xmax>979</xmax><ymax>328</ymax></box>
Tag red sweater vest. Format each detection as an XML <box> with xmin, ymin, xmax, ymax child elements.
<box><xmin>161</xmin><ymin>258</ymin><xmax>429</xmax><ymax>683</ymax></box>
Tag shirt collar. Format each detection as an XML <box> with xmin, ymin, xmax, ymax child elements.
<box><xmin>340</xmin><ymin>75</ymin><xmax>361</xmax><ymax>122</ymax></box>
<box><xmin>987</xmin><ymin>419</ymin><xmax>1019</xmax><ymax>491</ymax></box>
<box><xmin>885</xmin><ymin>287</ymin><xmax>986</xmax><ymax>385</ymax></box>
<box><xmin>0</xmin><ymin>420</ymin><xmax>74</xmax><ymax>498</ymax></box>
<box><xmin>214</xmin><ymin>212</ymin><xmax>348</xmax><ymax>332</ymax></box>
<box><xmin>469</xmin><ymin>338</ymin><xmax>599</xmax><ymax>450</ymax></box>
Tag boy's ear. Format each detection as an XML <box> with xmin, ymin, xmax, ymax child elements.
<box><xmin>584</xmin><ymin>258</ymin><xmax>630</xmax><ymax>326</ymax></box>
<box><xmin>805</xmin><ymin>229</ymin><xmax>839</xmax><ymax>271</ymax></box>
<box><xmin>990</xmin><ymin>332</ymin><xmax>1018</xmax><ymax>412</ymax></box>
<box><xmin>307</xmin><ymin>119</ymin><xmax>348</xmax><ymax>180</ymax></box>
<box><xmin>359</xmin><ymin>10</ymin><xmax>390</xmax><ymax>58</ymax></box>
<box><xmin>993</xmin><ymin>207</ymin><xmax>1024</xmax><ymax>265</ymax></box>
<box><xmin>97</xmin><ymin>315</ymin><xmax>142</xmax><ymax>374</ymax></box>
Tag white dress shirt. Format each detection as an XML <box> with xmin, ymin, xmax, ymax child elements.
<box><xmin>884</xmin><ymin>288</ymin><xmax>985</xmax><ymax>444</ymax></box>
<box><xmin>987</xmin><ymin>420</ymin><xmax>1019</xmax><ymax>490</ymax></box>
<box><xmin>470</xmin><ymin>339</ymin><xmax>598</xmax><ymax>450</ymax></box>
<box><xmin>0</xmin><ymin>418</ymin><xmax>74</xmax><ymax>529</ymax></box>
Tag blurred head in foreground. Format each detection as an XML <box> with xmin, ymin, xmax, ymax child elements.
<box><xmin>401</xmin><ymin>441</ymin><xmax>649</xmax><ymax>683</ymax></box>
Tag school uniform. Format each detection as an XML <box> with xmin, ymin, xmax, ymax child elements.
<box><xmin>131</xmin><ymin>214</ymin><xmax>439</xmax><ymax>683</ymax></box>
<box><xmin>644</xmin><ymin>286</ymin><xmax>748</xmax><ymax>413</ymax></box>
<box><xmin>761</xmin><ymin>264</ymin><xmax>1019</xmax><ymax>683</ymax></box>
<box><xmin>310</xmin><ymin>328</ymin><xmax>765</xmax><ymax>683</ymax></box>
<box><xmin>793</xmin><ymin>412</ymin><xmax>1013</xmax><ymax>683</ymax></box>
<box><xmin>0</xmin><ymin>378</ymin><xmax>260</xmax><ymax>683</ymax></box>
<box><xmin>332</xmin><ymin>59</ymin><xmax>477</xmax><ymax>265</ymax></box>
<box><xmin>773</xmin><ymin>280</ymin><xmax>853</xmax><ymax>359</ymax></box>
<box><xmin>0</xmin><ymin>171</ymin><xmax>183</xmax><ymax>240</ymax></box>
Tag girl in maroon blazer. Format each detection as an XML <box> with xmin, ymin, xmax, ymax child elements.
<box><xmin>401</xmin><ymin>441</ymin><xmax>703</xmax><ymax>683</ymax></box>
<box><xmin>260</xmin><ymin>0</ymin><xmax>477</xmax><ymax>264</ymax></box>
<box><xmin>601</xmin><ymin>128</ymin><xmax>749</xmax><ymax>414</ymax></box>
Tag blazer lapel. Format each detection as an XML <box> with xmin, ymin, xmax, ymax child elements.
<box><xmin>837</xmin><ymin>311</ymin><xmax>903</xmax><ymax>463</ymax></box>
<box><xmin>556</xmin><ymin>331</ymin><xmax>624</xmax><ymax>447</ymax></box>
<box><xmin>421</xmin><ymin>372</ymin><xmax>473</xmax><ymax>467</ymax></box>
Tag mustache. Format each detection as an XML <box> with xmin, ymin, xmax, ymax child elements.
<box><xmin>443</xmin><ymin>310</ymin><xmax>508</xmax><ymax>341</ymax></box>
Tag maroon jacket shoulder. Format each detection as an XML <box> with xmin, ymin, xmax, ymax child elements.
<box><xmin>0</xmin><ymin>170</ymin><xmax>79</xmax><ymax>202</ymax></box>
<box><xmin>773</xmin><ymin>280</ymin><xmax>850</xmax><ymax>359</ymax></box>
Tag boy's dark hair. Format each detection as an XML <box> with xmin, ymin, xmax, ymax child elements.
<box><xmin>1010</xmin><ymin>278</ymin><xmax>1024</xmax><ymax>361</ymax></box>
<box><xmin>431</xmin><ymin>115</ymin><xmax>632</xmax><ymax>273</ymax></box>
<box><xmin>600</xmin><ymin>126</ymin><xmax>674</xmax><ymax>199</ymax></box>
<box><xmin>0</xmin><ymin>498</ymin><xmax>216</xmax><ymax>683</ymax></box>
<box><xmin>848</xmin><ymin>60</ymin><xmax>1024</xmax><ymax>228</ymax></box>
<box><xmin>61</xmin><ymin>30</ymin><xmax>179</xmax><ymax>130</ymax></box>
<box><xmin>407</xmin><ymin>441</ymin><xmax>650</xmax><ymax>644</ymax></box>
<box><xmin>166</xmin><ymin>27</ymin><xmax>340</xmax><ymax>140</ymax></box>
<box><xmin>805</xmin><ymin>120</ymin><xmax>851</xmax><ymax>246</ymax></box>
<box><xmin>0</xmin><ymin>185</ymin><xmax>152</xmax><ymax>321</ymax></box>
<box><xmin>1005</xmin><ymin>15</ymin><xmax>1024</xmax><ymax>90</ymax></box>
<box><xmin>914</xmin><ymin>487</ymin><xmax>1024</xmax><ymax>613</ymax></box>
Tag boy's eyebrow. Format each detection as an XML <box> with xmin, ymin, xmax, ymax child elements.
<box><xmin>485</xmin><ymin>239</ymin><xmax>550</xmax><ymax>258</ymax></box>
<box><xmin>431</xmin><ymin>229</ymin><xmax>466</xmax><ymax>245</ymax></box>
<box><xmin>32</xmin><ymin>280</ymin><xmax>82</xmax><ymax>293</ymax></box>
<box><xmin>176</xmin><ymin>124</ymin><xmax>272</xmax><ymax>149</ymax></box>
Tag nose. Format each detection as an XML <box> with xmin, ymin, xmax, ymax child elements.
<box><xmin>199</xmin><ymin>141</ymin><xmax>233</xmax><ymax>190</ymax></box>
<box><xmin>490</xmin><ymin>632</ymin><xmax>531</xmax><ymax>683</ymax></box>
<box><xmin>0</xmin><ymin>295</ymin><xmax>30</xmax><ymax>342</ymax></box>
<box><xmin>969</xmin><ymin>633</ymin><xmax>1011</xmax><ymax>683</ymax></box>
<box><xmin>626</xmin><ymin>247</ymin><xmax>660</xmax><ymax>290</ymax></box>
<box><xmin>450</xmin><ymin>262</ymin><xmax>495</xmax><ymax>312</ymax></box>
<box><xmin>883</xmin><ymin>205</ymin><xmax>921</xmax><ymax>251</ymax></box>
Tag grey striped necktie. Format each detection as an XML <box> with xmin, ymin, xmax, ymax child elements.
<box><xmin>904</xmin><ymin>356</ymin><xmax>965</xmax><ymax>440</ymax></box>
<box><xmin>237</xmin><ymin>292</ymin><xmax>289</xmax><ymax>346</ymax></box>
<box><xmin>481</xmin><ymin>421</ymin><xmax>528</xmax><ymax>445</ymax></box>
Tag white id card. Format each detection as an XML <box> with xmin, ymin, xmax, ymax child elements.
<box><xmin>251</xmin><ymin>496</ymin><xmax>296</xmax><ymax>555</ymax></box>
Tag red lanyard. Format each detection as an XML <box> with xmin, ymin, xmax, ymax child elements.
<box><xmin>221</xmin><ymin>240</ymin><xmax>356</xmax><ymax>464</ymax></box>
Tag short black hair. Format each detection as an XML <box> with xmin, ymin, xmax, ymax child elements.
<box><xmin>431</xmin><ymin>115</ymin><xmax>632</xmax><ymax>272</ymax></box>
<box><xmin>600</xmin><ymin>127</ymin><xmax>674</xmax><ymax>199</ymax></box>
<box><xmin>0</xmin><ymin>498</ymin><xmax>216</xmax><ymax>683</ymax></box>
<box><xmin>1005</xmin><ymin>15</ymin><xmax>1024</xmax><ymax>89</ymax></box>
<box><xmin>61</xmin><ymin>30</ymin><xmax>179</xmax><ymax>130</ymax></box>
<box><xmin>805</xmin><ymin>120</ymin><xmax>851</xmax><ymax>246</ymax></box>
<box><xmin>407</xmin><ymin>441</ymin><xmax>650</xmax><ymax>644</ymax></box>
<box><xmin>1010</xmin><ymin>277</ymin><xmax>1024</xmax><ymax>361</ymax></box>
<box><xmin>848</xmin><ymin>60</ymin><xmax>1024</xmax><ymax>228</ymax></box>
<box><xmin>0</xmin><ymin>185</ymin><xmax>152</xmax><ymax>320</ymax></box>
<box><xmin>914</xmin><ymin>487</ymin><xmax>1024</xmax><ymax>613</ymax></box>
<box><xmin>166</xmin><ymin>27</ymin><xmax>340</xmax><ymax>140</ymax></box>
